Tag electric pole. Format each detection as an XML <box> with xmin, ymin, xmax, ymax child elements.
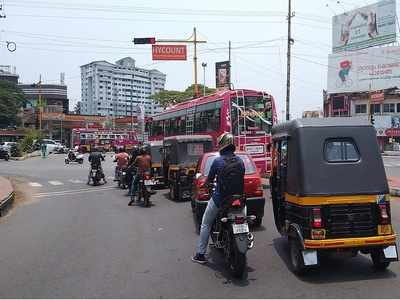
<box><xmin>286</xmin><ymin>0</ymin><xmax>294</xmax><ymax>121</ymax></box>
<box><xmin>228</xmin><ymin>40</ymin><xmax>231</xmax><ymax>89</ymax></box>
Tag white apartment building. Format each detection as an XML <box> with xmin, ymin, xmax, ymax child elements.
<box><xmin>80</xmin><ymin>57</ymin><xmax>165</xmax><ymax>117</ymax></box>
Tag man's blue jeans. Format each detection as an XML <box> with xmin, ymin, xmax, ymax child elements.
<box><xmin>197</xmin><ymin>198</ymin><xmax>219</xmax><ymax>255</ymax></box>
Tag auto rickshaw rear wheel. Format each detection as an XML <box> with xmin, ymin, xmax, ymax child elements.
<box><xmin>289</xmin><ymin>237</ymin><xmax>307</xmax><ymax>275</ymax></box>
<box><xmin>371</xmin><ymin>249</ymin><xmax>390</xmax><ymax>271</ymax></box>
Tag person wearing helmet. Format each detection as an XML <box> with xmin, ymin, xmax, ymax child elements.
<box><xmin>192</xmin><ymin>132</ymin><xmax>245</xmax><ymax>264</ymax></box>
<box><xmin>87</xmin><ymin>146</ymin><xmax>106</xmax><ymax>184</ymax></box>
<box><xmin>128</xmin><ymin>146</ymin><xmax>152</xmax><ymax>205</ymax></box>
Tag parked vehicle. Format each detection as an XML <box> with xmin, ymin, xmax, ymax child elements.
<box><xmin>44</xmin><ymin>139</ymin><xmax>58</xmax><ymax>153</ymax></box>
<box><xmin>0</xmin><ymin>142</ymin><xmax>17</xmax><ymax>153</ymax></box>
<box><xmin>192</xmin><ymin>151</ymin><xmax>265</xmax><ymax>230</ymax></box>
<box><xmin>65</xmin><ymin>151</ymin><xmax>84</xmax><ymax>164</ymax></box>
<box><xmin>210</xmin><ymin>193</ymin><xmax>255</xmax><ymax>278</ymax></box>
<box><xmin>163</xmin><ymin>135</ymin><xmax>214</xmax><ymax>201</ymax></box>
<box><xmin>270</xmin><ymin>118</ymin><xmax>398</xmax><ymax>275</ymax></box>
<box><xmin>0</xmin><ymin>147</ymin><xmax>10</xmax><ymax>161</ymax></box>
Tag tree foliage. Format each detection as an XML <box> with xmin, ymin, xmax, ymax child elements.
<box><xmin>74</xmin><ymin>101</ymin><xmax>81</xmax><ymax>114</ymax></box>
<box><xmin>152</xmin><ymin>84</ymin><xmax>216</xmax><ymax>108</ymax></box>
<box><xmin>0</xmin><ymin>80</ymin><xmax>26</xmax><ymax>128</ymax></box>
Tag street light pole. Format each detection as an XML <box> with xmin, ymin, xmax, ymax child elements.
<box><xmin>201</xmin><ymin>62</ymin><xmax>207</xmax><ymax>96</ymax></box>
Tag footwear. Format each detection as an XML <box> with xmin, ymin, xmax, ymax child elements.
<box><xmin>191</xmin><ymin>253</ymin><xmax>207</xmax><ymax>264</ymax></box>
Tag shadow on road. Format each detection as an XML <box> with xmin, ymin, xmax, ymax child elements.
<box><xmin>204</xmin><ymin>247</ymin><xmax>256</xmax><ymax>287</ymax></box>
<box><xmin>273</xmin><ymin>237</ymin><xmax>397</xmax><ymax>284</ymax></box>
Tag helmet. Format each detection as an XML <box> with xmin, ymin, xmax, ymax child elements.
<box><xmin>139</xmin><ymin>146</ymin><xmax>146</xmax><ymax>155</ymax></box>
<box><xmin>131</xmin><ymin>145</ymin><xmax>139</xmax><ymax>156</ymax></box>
<box><xmin>217</xmin><ymin>132</ymin><xmax>234</xmax><ymax>152</ymax></box>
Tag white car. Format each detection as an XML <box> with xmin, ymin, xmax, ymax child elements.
<box><xmin>0</xmin><ymin>142</ymin><xmax>17</xmax><ymax>153</ymax></box>
<box><xmin>41</xmin><ymin>139</ymin><xmax>58</xmax><ymax>154</ymax></box>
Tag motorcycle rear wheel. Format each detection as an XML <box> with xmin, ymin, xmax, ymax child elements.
<box><xmin>228</xmin><ymin>238</ymin><xmax>247</xmax><ymax>278</ymax></box>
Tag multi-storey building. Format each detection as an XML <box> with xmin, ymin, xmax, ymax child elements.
<box><xmin>80</xmin><ymin>57</ymin><xmax>165</xmax><ymax>117</ymax></box>
<box><xmin>0</xmin><ymin>65</ymin><xmax>19</xmax><ymax>84</ymax></box>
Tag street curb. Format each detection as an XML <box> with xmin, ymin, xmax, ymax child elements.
<box><xmin>0</xmin><ymin>177</ymin><xmax>14</xmax><ymax>217</ymax></box>
<box><xmin>9</xmin><ymin>151</ymin><xmax>41</xmax><ymax>161</ymax></box>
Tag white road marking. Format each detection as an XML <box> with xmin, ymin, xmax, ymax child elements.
<box><xmin>68</xmin><ymin>179</ymin><xmax>84</xmax><ymax>184</ymax></box>
<box><xmin>29</xmin><ymin>182</ymin><xmax>43</xmax><ymax>187</ymax></box>
<box><xmin>48</xmin><ymin>180</ymin><xmax>64</xmax><ymax>186</ymax></box>
<box><xmin>33</xmin><ymin>186</ymin><xmax>114</xmax><ymax>198</ymax></box>
<box><xmin>107</xmin><ymin>176</ymin><xmax>114</xmax><ymax>180</ymax></box>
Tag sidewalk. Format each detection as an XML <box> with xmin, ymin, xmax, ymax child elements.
<box><xmin>0</xmin><ymin>177</ymin><xmax>14</xmax><ymax>217</ymax></box>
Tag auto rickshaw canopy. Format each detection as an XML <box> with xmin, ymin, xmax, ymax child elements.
<box><xmin>271</xmin><ymin>118</ymin><xmax>389</xmax><ymax>196</ymax></box>
<box><xmin>163</xmin><ymin>135</ymin><xmax>214</xmax><ymax>167</ymax></box>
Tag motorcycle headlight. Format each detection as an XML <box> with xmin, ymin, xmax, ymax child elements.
<box><xmin>122</xmin><ymin>172</ymin><xmax>126</xmax><ymax>175</ymax></box>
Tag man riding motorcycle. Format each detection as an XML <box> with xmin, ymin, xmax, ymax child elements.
<box><xmin>114</xmin><ymin>147</ymin><xmax>129</xmax><ymax>181</ymax></box>
<box><xmin>67</xmin><ymin>149</ymin><xmax>76</xmax><ymax>161</ymax></box>
<box><xmin>87</xmin><ymin>147</ymin><xmax>106</xmax><ymax>185</ymax></box>
<box><xmin>192</xmin><ymin>132</ymin><xmax>245</xmax><ymax>264</ymax></box>
<box><xmin>128</xmin><ymin>145</ymin><xmax>152</xmax><ymax>206</ymax></box>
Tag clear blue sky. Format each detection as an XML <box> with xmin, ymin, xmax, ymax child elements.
<box><xmin>0</xmin><ymin>0</ymin><xmax>391</xmax><ymax>119</ymax></box>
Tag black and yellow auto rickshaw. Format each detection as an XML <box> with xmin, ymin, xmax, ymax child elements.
<box><xmin>146</xmin><ymin>140</ymin><xmax>165</xmax><ymax>187</ymax></box>
<box><xmin>163</xmin><ymin>135</ymin><xmax>214</xmax><ymax>201</ymax></box>
<box><xmin>270</xmin><ymin>118</ymin><xmax>398</xmax><ymax>274</ymax></box>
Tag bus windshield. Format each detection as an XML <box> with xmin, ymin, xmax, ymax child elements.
<box><xmin>231</xmin><ymin>96</ymin><xmax>272</xmax><ymax>135</ymax></box>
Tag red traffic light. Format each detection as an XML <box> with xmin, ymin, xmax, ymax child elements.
<box><xmin>133</xmin><ymin>37</ymin><xmax>156</xmax><ymax>44</ymax></box>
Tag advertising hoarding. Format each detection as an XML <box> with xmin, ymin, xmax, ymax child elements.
<box><xmin>215</xmin><ymin>61</ymin><xmax>230</xmax><ymax>88</ymax></box>
<box><xmin>152</xmin><ymin>45</ymin><xmax>187</xmax><ymax>60</ymax></box>
<box><xmin>328</xmin><ymin>46</ymin><xmax>400</xmax><ymax>93</ymax></box>
<box><xmin>332</xmin><ymin>0</ymin><xmax>396</xmax><ymax>53</ymax></box>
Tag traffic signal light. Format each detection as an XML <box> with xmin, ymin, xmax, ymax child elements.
<box><xmin>133</xmin><ymin>37</ymin><xmax>156</xmax><ymax>44</ymax></box>
<box><xmin>371</xmin><ymin>114</ymin><xmax>375</xmax><ymax>125</ymax></box>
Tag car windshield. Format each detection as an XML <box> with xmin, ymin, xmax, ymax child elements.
<box><xmin>203</xmin><ymin>154</ymin><xmax>256</xmax><ymax>176</ymax></box>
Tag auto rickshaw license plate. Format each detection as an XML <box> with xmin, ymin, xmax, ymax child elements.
<box><xmin>233</xmin><ymin>223</ymin><xmax>249</xmax><ymax>234</ymax></box>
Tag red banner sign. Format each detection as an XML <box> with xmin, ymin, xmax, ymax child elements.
<box><xmin>371</xmin><ymin>90</ymin><xmax>385</xmax><ymax>103</ymax></box>
<box><xmin>385</xmin><ymin>128</ymin><xmax>400</xmax><ymax>136</ymax></box>
<box><xmin>152</xmin><ymin>45</ymin><xmax>187</xmax><ymax>60</ymax></box>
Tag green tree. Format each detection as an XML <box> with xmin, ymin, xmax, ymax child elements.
<box><xmin>0</xmin><ymin>80</ymin><xmax>26</xmax><ymax>128</ymax></box>
<box><xmin>152</xmin><ymin>84</ymin><xmax>216</xmax><ymax>108</ymax></box>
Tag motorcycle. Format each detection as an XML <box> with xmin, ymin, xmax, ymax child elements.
<box><xmin>210</xmin><ymin>195</ymin><xmax>255</xmax><ymax>278</ymax></box>
<box><xmin>130</xmin><ymin>170</ymin><xmax>156</xmax><ymax>207</ymax></box>
<box><xmin>115</xmin><ymin>167</ymin><xmax>128</xmax><ymax>189</ymax></box>
<box><xmin>89</xmin><ymin>166</ymin><xmax>105</xmax><ymax>186</ymax></box>
<box><xmin>65</xmin><ymin>152</ymin><xmax>84</xmax><ymax>164</ymax></box>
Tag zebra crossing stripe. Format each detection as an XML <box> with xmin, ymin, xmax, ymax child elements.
<box><xmin>68</xmin><ymin>179</ymin><xmax>84</xmax><ymax>184</ymax></box>
<box><xmin>29</xmin><ymin>182</ymin><xmax>43</xmax><ymax>187</ymax></box>
<box><xmin>48</xmin><ymin>180</ymin><xmax>64</xmax><ymax>186</ymax></box>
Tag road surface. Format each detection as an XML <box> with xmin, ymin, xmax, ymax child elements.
<box><xmin>0</xmin><ymin>154</ymin><xmax>400</xmax><ymax>298</ymax></box>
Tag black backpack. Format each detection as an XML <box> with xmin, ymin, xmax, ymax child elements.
<box><xmin>219</xmin><ymin>154</ymin><xmax>245</xmax><ymax>198</ymax></box>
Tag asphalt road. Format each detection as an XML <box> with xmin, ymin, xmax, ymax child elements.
<box><xmin>1</xmin><ymin>154</ymin><xmax>400</xmax><ymax>298</ymax></box>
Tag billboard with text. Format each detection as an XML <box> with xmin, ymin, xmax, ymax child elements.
<box><xmin>332</xmin><ymin>0</ymin><xmax>396</xmax><ymax>53</ymax></box>
<box><xmin>328</xmin><ymin>46</ymin><xmax>400</xmax><ymax>93</ymax></box>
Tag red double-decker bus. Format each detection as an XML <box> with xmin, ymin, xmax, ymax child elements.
<box><xmin>147</xmin><ymin>89</ymin><xmax>277</xmax><ymax>175</ymax></box>
<box><xmin>71</xmin><ymin>128</ymin><xmax>139</xmax><ymax>153</ymax></box>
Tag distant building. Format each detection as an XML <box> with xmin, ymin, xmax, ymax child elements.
<box><xmin>0</xmin><ymin>65</ymin><xmax>18</xmax><ymax>84</ymax></box>
<box><xmin>19</xmin><ymin>83</ymin><xmax>69</xmax><ymax>114</ymax></box>
<box><xmin>80</xmin><ymin>57</ymin><xmax>166</xmax><ymax>117</ymax></box>
<box><xmin>302</xmin><ymin>110</ymin><xmax>323</xmax><ymax>118</ymax></box>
